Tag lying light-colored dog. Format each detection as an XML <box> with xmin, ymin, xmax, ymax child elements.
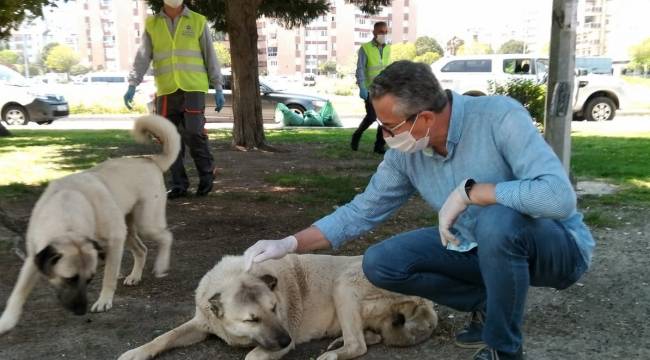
<box><xmin>0</xmin><ymin>115</ymin><xmax>180</xmax><ymax>335</ymax></box>
<box><xmin>118</xmin><ymin>254</ymin><xmax>437</xmax><ymax>360</ymax></box>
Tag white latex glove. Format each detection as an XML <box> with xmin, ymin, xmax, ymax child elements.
<box><xmin>243</xmin><ymin>235</ymin><xmax>298</xmax><ymax>271</ymax></box>
<box><xmin>438</xmin><ymin>179</ymin><xmax>472</xmax><ymax>247</ymax></box>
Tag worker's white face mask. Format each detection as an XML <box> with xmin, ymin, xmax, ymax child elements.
<box><xmin>384</xmin><ymin>113</ymin><xmax>430</xmax><ymax>153</ymax></box>
<box><xmin>163</xmin><ymin>0</ymin><xmax>183</xmax><ymax>8</ymax></box>
<box><xmin>375</xmin><ymin>34</ymin><xmax>386</xmax><ymax>44</ymax></box>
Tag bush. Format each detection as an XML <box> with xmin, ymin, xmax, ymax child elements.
<box><xmin>334</xmin><ymin>84</ymin><xmax>353</xmax><ymax>96</ymax></box>
<box><xmin>70</xmin><ymin>103</ymin><xmax>147</xmax><ymax>114</ymax></box>
<box><xmin>488</xmin><ymin>78</ymin><xmax>546</xmax><ymax>127</ymax></box>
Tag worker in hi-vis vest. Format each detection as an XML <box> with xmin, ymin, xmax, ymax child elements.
<box><xmin>351</xmin><ymin>21</ymin><xmax>390</xmax><ymax>154</ymax></box>
<box><xmin>124</xmin><ymin>0</ymin><xmax>225</xmax><ymax>199</ymax></box>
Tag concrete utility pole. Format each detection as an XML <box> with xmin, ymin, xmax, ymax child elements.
<box><xmin>544</xmin><ymin>0</ymin><xmax>578</xmax><ymax>174</ymax></box>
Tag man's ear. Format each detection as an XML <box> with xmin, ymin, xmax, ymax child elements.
<box><xmin>260</xmin><ymin>274</ymin><xmax>277</xmax><ymax>291</ymax></box>
<box><xmin>34</xmin><ymin>245</ymin><xmax>62</xmax><ymax>275</ymax></box>
<box><xmin>209</xmin><ymin>293</ymin><xmax>223</xmax><ymax>318</ymax></box>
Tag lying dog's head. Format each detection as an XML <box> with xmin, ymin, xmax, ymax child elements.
<box><xmin>34</xmin><ymin>238</ymin><xmax>102</xmax><ymax>315</ymax></box>
<box><xmin>379</xmin><ymin>299</ymin><xmax>438</xmax><ymax>347</ymax></box>
<box><xmin>198</xmin><ymin>262</ymin><xmax>292</xmax><ymax>351</ymax></box>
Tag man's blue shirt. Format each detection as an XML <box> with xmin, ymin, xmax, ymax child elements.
<box><xmin>314</xmin><ymin>91</ymin><xmax>595</xmax><ymax>268</ymax></box>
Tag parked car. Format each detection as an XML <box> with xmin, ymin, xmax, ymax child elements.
<box><xmin>147</xmin><ymin>73</ymin><xmax>329</xmax><ymax>122</ymax></box>
<box><xmin>431</xmin><ymin>54</ymin><xmax>627</xmax><ymax>121</ymax></box>
<box><xmin>75</xmin><ymin>72</ymin><xmax>129</xmax><ymax>85</ymax></box>
<box><xmin>0</xmin><ymin>65</ymin><xmax>69</xmax><ymax>125</ymax></box>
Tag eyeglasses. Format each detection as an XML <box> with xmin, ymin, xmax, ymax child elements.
<box><xmin>376</xmin><ymin>112</ymin><xmax>419</xmax><ymax>137</ymax></box>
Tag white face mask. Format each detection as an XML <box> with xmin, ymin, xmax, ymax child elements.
<box><xmin>163</xmin><ymin>0</ymin><xmax>183</xmax><ymax>8</ymax></box>
<box><xmin>375</xmin><ymin>34</ymin><xmax>386</xmax><ymax>44</ymax></box>
<box><xmin>384</xmin><ymin>114</ymin><xmax>430</xmax><ymax>153</ymax></box>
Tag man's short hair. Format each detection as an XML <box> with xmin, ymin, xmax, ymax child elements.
<box><xmin>374</xmin><ymin>21</ymin><xmax>388</xmax><ymax>30</ymax></box>
<box><xmin>369</xmin><ymin>60</ymin><xmax>448</xmax><ymax>117</ymax></box>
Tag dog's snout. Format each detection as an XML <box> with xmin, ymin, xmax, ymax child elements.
<box><xmin>71</xmin><ymin>302</ymin><xmax>87</xmax><ymax>315</ymax></box>
<box><xmin>58</xmin><ymin>287</ymin><xmax>88</xmax><ymax>315</ymax></box>
<box><xmin>278</xmin><ymin>334</ymin><xmax>292</xmax><ymax>348</ymax></box>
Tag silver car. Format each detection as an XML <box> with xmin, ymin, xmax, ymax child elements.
<box><xmin>148</xmin><ymin>76</ymin><xmax>329</xmax><ymax>123</ymax></box>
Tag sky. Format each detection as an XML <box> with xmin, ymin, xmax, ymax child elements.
<box><xmin>415</xmin><ymin>0</ymin><xmax>551</xmax><ymax>51</ymax></box>
<box><xmin>415</xmin><ymin>0</ymin><xmax>650</xmax><ymax>59</ymax></box>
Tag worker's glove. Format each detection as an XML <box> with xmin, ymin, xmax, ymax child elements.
<box><xmin>123</xmin><ymin>85</ymin><xmax>136</xmax><ymax>110</ymax></box>
<box><xmin>438</xmin><ymin>179</ymin><xmax>473</xmax><ymax>247</ymax></box>
<box><xmin>214</xmin><ymin>89</ymin><xmax>225</xmax><ymax>112</ymax></box>
<box><xmin>243</xmin><ymin>235</ymin><xmax>298</xmax><ymax>271</ymax></box>
<box><xmin>359</xmin><ymin>87</ymin><xmax>369</xmax><ymax>101</ymax></box>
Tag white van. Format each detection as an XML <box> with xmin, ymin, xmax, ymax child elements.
<box><xmin>432</xmin><ymin>54</ymin><xmax>626</xmax><ymax>121</ymax></box>
<box><xmin>0</xmin><ymin>65</ymin><xmax>69</xmax><ymax>125</ymax></box>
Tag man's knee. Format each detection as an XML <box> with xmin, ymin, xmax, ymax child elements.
<box><xmin>475</xmin><ymin>205</ymin><xmax>529</xmax><ymax>258</ymax></box>
<box><xmin>362</xmin><ymin>243</ymin><xmax>406</xmax><ymax>288</ymax></box>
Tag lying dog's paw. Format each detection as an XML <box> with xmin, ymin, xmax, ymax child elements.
<box><xmin>123</xmin><ymin>274</ymin><xmax>142</xmax><ymax>286</ymax></box>
<box><xmin>91</xmin><ymin>297</ymin><xmax>113</xmax><ymax>312</ymax></box>
<box><xmin>117</xmin><ymin>348</ymin><xmax>150</xmax><ymax>360</ymax></box>
<box><xmin>317</xmin><ymin>351</ymin><xmax>339</xmax><ymax>360</ymax></box>
<box><xmin>244</xmin><ymin>347</ymin><xmax>276</xmax><ymax>360</ymax></box>
<box><xmin>326</xmin><ymin>336</ymin><xmax>344</xmax><ymax>350</ymax></box>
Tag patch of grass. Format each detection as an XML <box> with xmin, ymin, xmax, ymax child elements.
<box><xmin>263</xmin><ymin>128</ymin><xmax>381</xmax><ymax>160</ymax></box>
<box><xmin>70</xmin><ymin>103</ymin><xmax>148</xmax><ymax>115</ymax></box>
<box><xmin>581</xmin><ymin>208</ymin><xmax>620</xmax><ymax>228</ymax></box>
<box><xmin>265</xmin><ymin>171</ymin><xmax>370</xmax><ymax>206</ymax></box>
<box><xmin>0</xmin><ymin>129</ymin><xmax>149</xmax><ymax>198</ymax></box>
<box><xmin>622</xmin><ymin>76</ymin><xmax>650</xmax><ymax>87</ymax></box>
<box><xmin>572</xmin><ymin>134</ymin><xmax>650</xmax><ymax>207</ymax></box>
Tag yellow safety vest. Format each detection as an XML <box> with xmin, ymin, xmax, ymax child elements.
<box><xmin>145</xmin><ymin>10</ymin><xmax>209</xmax><ymax>96</ymax></box>
<box><xmin>361</xmin><ymin>41</ymin><xmax>391</xmax><ymax>88</ymax></box>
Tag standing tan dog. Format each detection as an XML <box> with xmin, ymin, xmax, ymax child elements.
<box><xmin>0</xmin><ymin>115</ymin><xmax>180</xmax><ymax>335</ymax></box>
<box><xmin>118</xmin><ymin>254</ymin><xmax>437</xmax><ymax>360</ymax></box>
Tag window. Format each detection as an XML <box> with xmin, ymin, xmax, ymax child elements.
<box><xmin>441</xmin><ymin>59</ymin><xmax>492</xmax><ymax>73</ymax></box>
<box><xmin>503</xmin><ymin>58</ymin><xmax>533</xmax><ymax>74</ymax></box>
<box><xmin>267</xmin><ymin>46</ymin><xmax>277</xmax><ymax>57</ymax></box>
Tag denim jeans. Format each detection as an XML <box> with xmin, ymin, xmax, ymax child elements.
<box><xmin>362</xmin><ymin>204</ymin><xmax>587</xmax><ymax>354</ymax></box>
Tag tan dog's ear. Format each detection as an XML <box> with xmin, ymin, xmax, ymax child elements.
<box><xmin>209</xmin><ymin>293</ymin><xmax>224</xmax><ymax>318</ymax></box>
<box><xmin>89</xmin><ymin>239</ymin><xmax>105</xmax><ymax>261</ymax></box>
<box><xmin>260</xmin><ymin>274</ymin><xmax>277</xmax><ymax>291</ymax></box>
<box><xmin>34</xmin><ymin>245</ymin><xmax>62</xmax><ymax>275</ymax></box>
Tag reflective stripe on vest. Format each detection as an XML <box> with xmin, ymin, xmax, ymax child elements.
<box><xmin>362</xmin><ymin>41</ymin><xmax>391</xmax><ymax>88</ymax></box>
<box><xmin>146</xmin><ymin>10</ymin><xmax>209</xmax><ymax>96</ymax></box>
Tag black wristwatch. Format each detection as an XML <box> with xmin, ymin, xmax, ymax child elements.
<box><xmin>464</xmin><ymin>178</ymin><xmax>476</xmax><ymax>200</ymax></box>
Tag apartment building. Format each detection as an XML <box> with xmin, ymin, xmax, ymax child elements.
<box><xmin>257</xmin><ymin>0</ymin><xmax>416</xmax><ymax>76</ymax></box>
<box><xmin>77</xmin><ymin>0</ymin><xmax>149</xmax><ymax>71</ymax></box>
<box><xmin>3</xmin><ymin>0</ymin><xmax>149</xmax><ymax>72</ymax></box>
<box><xmin>576</xmin><ymin>0</ymin><xmax>611</xmax><ymax>56</ymax></box>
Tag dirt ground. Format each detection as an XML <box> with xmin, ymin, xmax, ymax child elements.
<box><xmin>0</xmin><ymin>137</ymin><xmax>649</xmax><ymax>360</ymax></box>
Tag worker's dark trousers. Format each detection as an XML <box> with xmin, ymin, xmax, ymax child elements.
<box><xmin>156</xmin><ymin>90</ymin><xmax>214</xmax><ymax>192</ymax></box>
<box><xmin>352</xmin><ymin>99</ymin><xmax>386</xmax><ymax>151</ymax></box>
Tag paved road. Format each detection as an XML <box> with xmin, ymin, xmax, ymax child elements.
<box><xmin>4</xmin><ymin>114</ymin><xmax>650</xmax><ymax>134</ymax></box>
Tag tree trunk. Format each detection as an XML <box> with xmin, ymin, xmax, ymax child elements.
<box><xmin>544</xmin><ymin>0</ymin><xmax>578</xmax><ymax>174</ymax></box>
<box><xmin>225</xmin><ymin>0</ymin><xmax>266</xmax><ymax>150</ymax></box>
<box><xmin>0</xmin><ymin>122</ymin><xmax>11</xmax><ymax>137</ymax></box>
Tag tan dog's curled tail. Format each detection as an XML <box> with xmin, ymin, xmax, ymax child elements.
<box><xmin>132</xmin><ymin>115</ymin><xmax>181</xmax><ymax>171</ymax></box>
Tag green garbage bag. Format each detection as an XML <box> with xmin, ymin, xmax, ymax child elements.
<box><xmin>303</xmin><ymin>109</ymin><xmax>325</xmax><ymax>126</ymax></box>
<box><xmin>275</xmin><ymin>101</ymin><xmax>342</xmax><ymax>127</ymax></box>
<box><xmin>320</xmin><ymin>101</ymin><xmax>342</xmax><ymax>127</ymax></box>
<box><xmin>277</xmin><ymin>103</ymin><xmax>304</xmax><ymax>126</ymax></box>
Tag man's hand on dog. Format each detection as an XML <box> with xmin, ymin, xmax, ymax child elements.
<box><xmin>243</xmin><ymin>236</ymin><xmax>298</xmax><ymax>271</ymax></box>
